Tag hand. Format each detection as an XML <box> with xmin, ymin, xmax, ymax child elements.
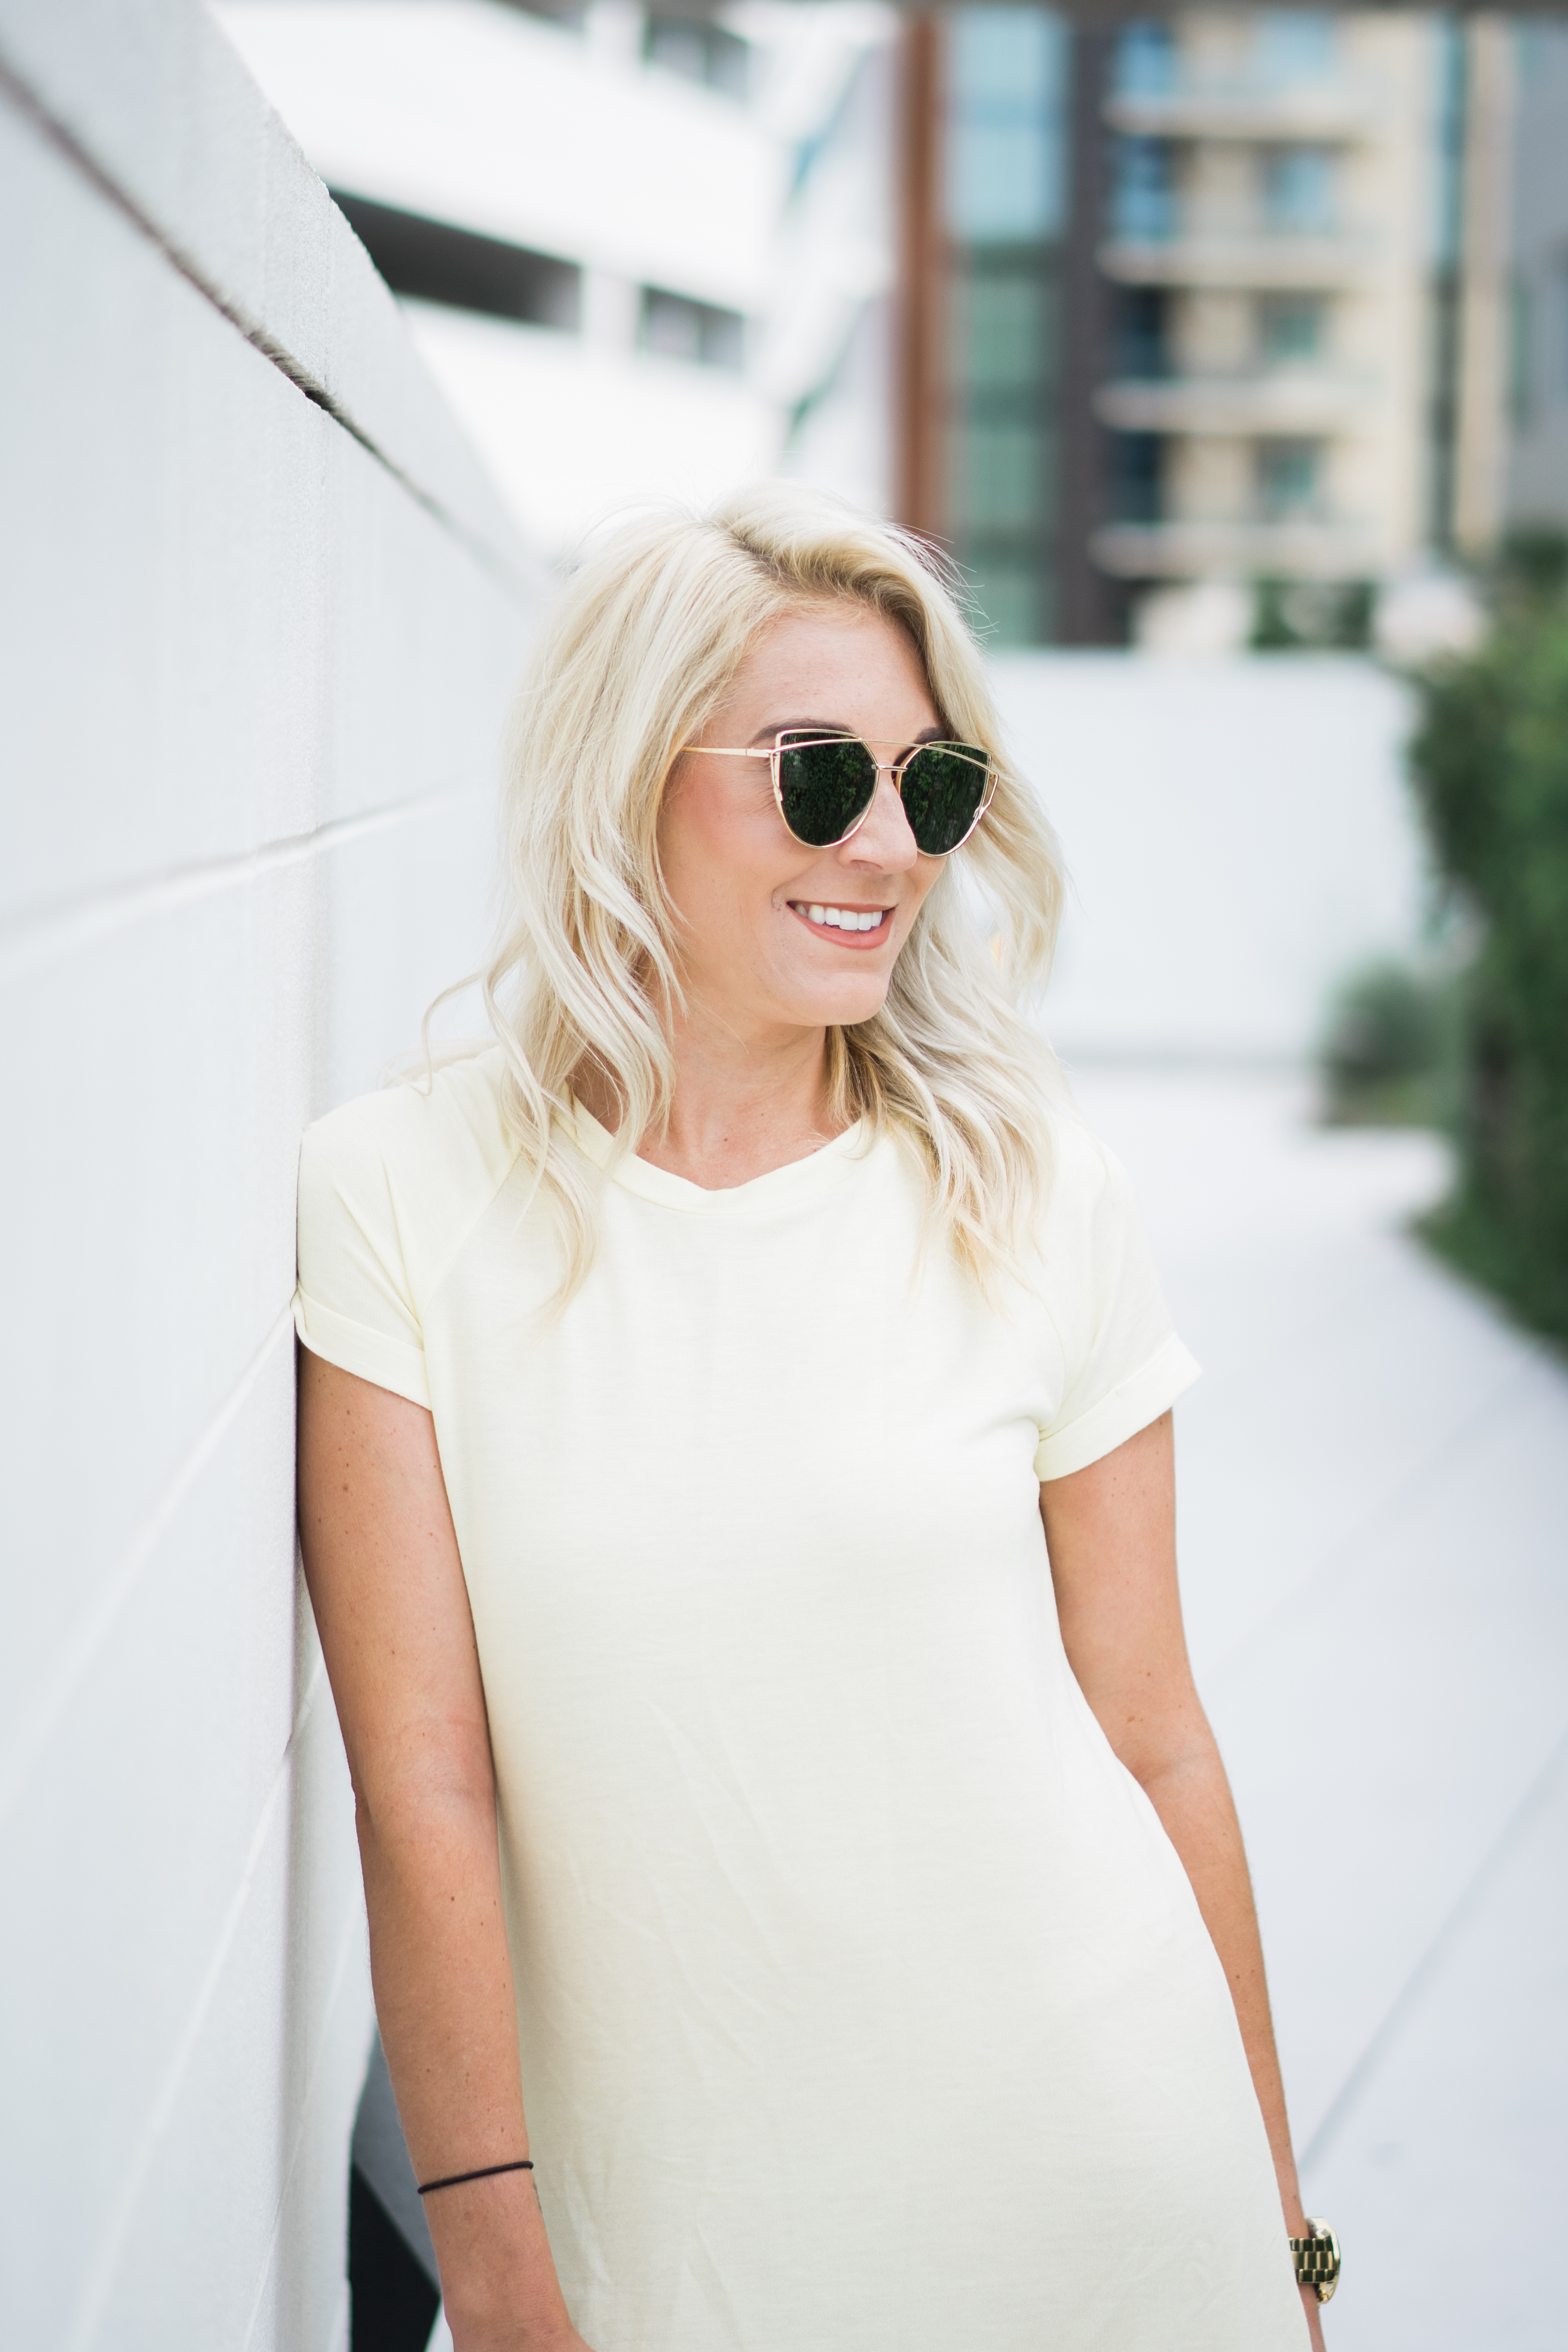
<box><xmin>1300</xmin><ymin>2281</ymin><xmax>1327</xmax><ymax>2350</ymax></box>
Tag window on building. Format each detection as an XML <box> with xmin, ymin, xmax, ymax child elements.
<box><xmin>1253</xmin><ymin>13</ymin><xmax>1336</xmax><ymax>88</ymax></box>
<box><xmin>969</xmin><ymin>556</ymin><xmax>1055</xmax><ymax>646</ymax></box>
<box><xmin>1111</xmin><ymin>138</ymin><xmax>1177</xmax><ymax>243</ymax></box>
<box><xmin>1261</xmin><ymin>147</ymin><xmax>1334</xmax><ymax>236</ymax></box>
<box><xmin>943</xmin><ymin>7</ymin><xmax>1068</xmax><ymax>244</ymax></box>
<box><xmin>951</xmin><ymin>418</ymin><xmax>1050</xmax><ymax>534</ymax></box>
<box><xmin>494</xmin><ymin>1</ymin><xmax>586</xmax><ymax>29</ymax></box>
<box><xmin>954</xmin><ymin>271</ymin><xmax>1057</xmax><ymax>398</ymax></box>
<box><xmin>1113</xmin><ymin>287</ymin><xmax>1172</xmax><ymax>380</ymax></box>
<box><xmin>331</xmin><ymin>192</ymin><xmax>581</xmax><ymax>329</ymax></box>
<box><xmin>939</xmin><ymin>7</ymin><xmax>1070</xmax><ymax>649</ymax></box>
<box><xmin>1509</xmin><ymin>276</ymin><xmax>1533</xmax><ymax>428</ymax></box>
<box><xmin>644</xmin><ymin>16</ymin><xmax>749</xmax><ymax>100</ymax></box>
<box><xmin>1257</xmin><ymin>438</ymin><xmax>1322</xmax><ymax>517</ymax></box>
<box><xmin>1113</xmin><ymin>20</ymin><xmax>1177</xmax><ymax>100</ymax></box>
<box><xmin>640</xmin><ymin>287</ymin><xmax>745</xmax><ymax>369</ymax></box>
<box><xmin>1107</xmin><ymin>433</ymin><xmax>1165</xmax><ymax>524</ymax></box>
<box><xmin>1258</xmin><ymin>293</ymin><xmax>1325</xmax><ymax>364</ymax></box>
<box><xmin>946</xmin><ymin>264</ymin><xmax>1060</xmax><ymax>574</ymax></box>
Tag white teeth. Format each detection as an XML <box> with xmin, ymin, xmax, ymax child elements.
<box><xmin>798</xmin><ymin>904</ymin><xmax>884</xmax><ymax>931</ymax></box>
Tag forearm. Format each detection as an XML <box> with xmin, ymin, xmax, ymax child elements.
<box><xmin>1134</xmin><ymin>1740</ymin><xmax>1298</xmax><ymax>2206</ymax></box>
<box><xmin>1134</xmin><ymin>1739</ymin><xmax>1326</xmax><ymax>2345</ymax></box>
<box><xmin>357</xmin><ymin>1795</ymin><xmax>577</xmax><ymax>2351</ymax></box>
<box><xmin>1042</xmin><ymin>1427</ymin><xmax>1323</xmax><ymax>2339</ymax></box>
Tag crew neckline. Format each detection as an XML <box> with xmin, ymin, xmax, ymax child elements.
<box><xmin>563</xmin><ymin>1100</ymin><xmax>869</xmax><ymax>1216</ymax></box>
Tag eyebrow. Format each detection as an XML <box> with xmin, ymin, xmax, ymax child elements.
<box><xmin>744</xmin><ymin>719</ymin><xmax>948</xmax><ymax>749</ymax></box>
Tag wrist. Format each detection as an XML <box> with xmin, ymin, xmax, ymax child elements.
<box><xmin>428</xmin><ymin>2181</ymin><xmax>570</xmax><ymax>2349</ymax></box>
<box><xmin>1290</xmin><ymin>2217</ymin><xmax>1341</xmax><ymax>2307</ymax></box>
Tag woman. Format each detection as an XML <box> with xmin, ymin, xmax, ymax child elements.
<box><xmin>295</xmin><ymin>491</ymin><xmax>1330</xmax><ymax>2351</ymax></box>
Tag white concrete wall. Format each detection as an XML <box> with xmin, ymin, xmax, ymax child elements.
<box><xmin>0</xmin><ymin>3</ymin><xmax>532</xmax><ymax>2344</ymax></box>
<box><xmin>989</xmin><ymin>654</ymin><xmax>1427</xmax><ymax>1063</ymax></box>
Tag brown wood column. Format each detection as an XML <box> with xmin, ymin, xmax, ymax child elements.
<box><xmin>895</xmin><ymin>10</ymin><xmax>945</xmax><ymax>542</ymax></box>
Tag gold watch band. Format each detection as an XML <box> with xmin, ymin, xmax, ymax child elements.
<box><xmin>1290</xmin><ymin>2218</ymin><xmax>1342</xmax><ymax>2304</ymax></box>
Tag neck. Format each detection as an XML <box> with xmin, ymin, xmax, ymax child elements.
<box><xmin>579</xmin><ymin>1000</ymin><xmax>847</xmax><ymax>1191</ymax></box>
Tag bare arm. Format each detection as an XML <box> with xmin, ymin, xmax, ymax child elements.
<box><xmin>1039</xmin><ymin>1413</ymin><xmax>1325</xmax><ymax>2349</ymax></box>
<box><xmin>297</xmin><ymin>1348</ymin><xmax>590</xmax><ymax>2352</ymax></box>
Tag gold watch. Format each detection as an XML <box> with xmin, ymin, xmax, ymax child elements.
<box><xmin>1290</xmin><ymin>2218</ymin><xmax>1341</xmax><ymax>2304</ymax></box>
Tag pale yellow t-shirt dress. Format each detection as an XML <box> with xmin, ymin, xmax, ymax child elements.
<box><xmin>294</xmin><ymin>1049</ymin><xmax>1308</xmax><ymax>2352</ymax></box>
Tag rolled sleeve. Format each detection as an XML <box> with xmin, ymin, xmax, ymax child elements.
<box><xmin>1034</xmin><ymin>1332</ymin><xmax>1200</xmax><ymax>1483</ymax></box>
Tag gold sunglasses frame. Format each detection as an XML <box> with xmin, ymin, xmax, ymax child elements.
<box><xmin>682</xmin><ymin>733</ymin><xmax>999</xmax><ymax>857</ymax></box>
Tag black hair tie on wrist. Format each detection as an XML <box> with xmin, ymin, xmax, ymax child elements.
<box><xmin>416</xmin><ymin>2158</ymin><xmax>535</xmax><ymax>2197</ymax></box>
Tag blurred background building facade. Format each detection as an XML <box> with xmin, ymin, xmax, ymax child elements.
<box><xmin>905</xmin><ymin>7</ymin><xmax>1568</xmax><ymax>650</ymax></box>
<box><xmin>1509</xmin><ymin>15</ymin><xmax>1568</xmax><ymax>520</ymax></box>
<box><xmin>222</xmin><ymin>4</ymin><xmax>1568</xmax><ymax>651</ymax></box>
<box><xmin>217</xmin><ymin>0</ymin><xmax>903</xmax><ymax>554</ymax></box>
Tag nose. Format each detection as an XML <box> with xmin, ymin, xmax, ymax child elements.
<box><xmin>840</xmin><ymin>762</ymin><xmax>920</xmax><ymax>872</ymax></box>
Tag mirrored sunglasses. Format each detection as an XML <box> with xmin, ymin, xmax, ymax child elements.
<box><xmin>684</xmin><ymin>730</ymin><xmax>998</xmax><ymax>858</ymax></box>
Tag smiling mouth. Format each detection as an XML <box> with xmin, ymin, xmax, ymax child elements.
<box><xmin>787</xmin><ymin>901</ymin><xmax>893</xmax><ymax>942</ymax></box>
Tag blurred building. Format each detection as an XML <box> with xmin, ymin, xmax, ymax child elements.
<box><xmin>1093</xmin><ymin>11</ymin><xmax>1436</xmax><ymax>620</ymax></box>
<box><xmin>1506</xmin><ymin>16</ymin><xmax>1568</xmax><ymax>533</ymax></box>
<box><xmin>216</xmin><ymin>4</ymin><xmax>1568</xmax><ymax>642</ymax></box>
<box><xmin>216</xmin><ymin>0</ymin><xmax>900</xmax><ymax>558</ymax></box>
<box><xmin>899</xmin><ymin>8</ymin><xmax>1549</xmax><ymax>651</ymax></box>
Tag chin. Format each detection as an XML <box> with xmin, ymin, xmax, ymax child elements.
<box><xmin>784</xmin><ymin>973</ymin><xmax>893</xmax><ymax>1029</ymax></box>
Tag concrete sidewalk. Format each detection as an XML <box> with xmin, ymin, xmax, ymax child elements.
<box><xmin>1073</xmin><ymin>1067</ymin><xmax>1568</xmax><ymax>2352</ymax></box>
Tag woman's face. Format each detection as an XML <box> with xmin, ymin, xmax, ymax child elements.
<box><xmin>659</xmin><ymin>604</ymin><xmax>947</xmax><ymax>1037</ymax></box>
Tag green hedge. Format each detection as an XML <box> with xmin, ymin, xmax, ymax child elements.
<box><xmin>1408</xmin><ymin>601</ymin><xmax>1568</xmax><ymax>1340</ymax></box>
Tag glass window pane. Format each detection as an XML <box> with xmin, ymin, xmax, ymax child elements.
<box><xmin>1111</xmin><ymin>137</ymin><xmax>1177</xmax><ymax>241</ymax></box>
<box><xmin>1258</xmin><ymin>293</ymin><xmax>1324</xmax><ymax>361</ymax></box>
<box><xmin>1113</xmin><ymin>288</ymin><xmax>1171</xmax><ymax>378</ymax></box>
<box><xmin>1254</xmin><ymin>13</ymin><xmax>1336</xmax><ymax>88</ymax></box>
<box><xmin>641</xmin><ymin>288</ymin><xmax>745</xmax><ymax>371</ymax></box>
<box><xmin>1257</xmin><ymin>438</ymin><xmax>1322</xmax><ymax>516</ymax></box>
<box><xmin>944</xmin><ymin>7</ymin><xmax>1069</xmax><ymax>243</ymax></box>
<box><xmin>950</xmin><ymin>421</ymin><xmax>1044</xmax><ymax>529</ymax></box>
<box><xmin>961</xmin><ymin>558</ymin><xmax>1044</xmax><ymax>647</ymax></box>
<box><xmin>1261</xmin><ymin>148</ymin><xmax>1335</xmax><ymax>234</ymax></box>
<box><xmin>950</xmin><ymin>272</ymin><xmax>1049</xmax><ymax>396</ymax></box>
<box><xmin>1114</xmin><ymin>21</ymin><xmax>1177</xmax><ymax>99</ymax></box>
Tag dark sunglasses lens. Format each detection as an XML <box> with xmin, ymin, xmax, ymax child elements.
<box><xmin>901</xmin><ymin>744</ymin><xmax>991</xmax><ymax>855</ymax></box>
<box><xmin>776</xmin><ymin>734</ymin><xmax>878</xmax><ymax>847</ymax></box>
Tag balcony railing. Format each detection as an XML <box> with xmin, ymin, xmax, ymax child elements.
<box><xmin>1091</xmin><ymin>515</ymin><xmax>1382</xmax><ymax>580</ymax></box>
<box><xmin>1104</xmin><ymin>80</ymin><xmax>1381</xmax><ymax>142</ymax></box>
<box><xmin>1100</xmin><ymin>231</ymin><xmax>1379</xmax><ymax>290</ymax></box>
<box><xmin>1096</xmin><ymin>372</ymin><xmax>1373</xmax><ymax>435</ymax></box>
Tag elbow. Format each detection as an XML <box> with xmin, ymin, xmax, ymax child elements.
<box><xmin>1107</xmin><ymin>1712</ymin><xmax>1222</xmax><ymax>1798</ymax></box>
<box><xmin>350</xmin><ymin>1748</ymin><xmax>498</xmax><ymax>1864</ymax></box>
<box><xmin>1114</xmin><ymin>1722</ymin><xmax>1222</xmax><ymax>1787</ymax></box>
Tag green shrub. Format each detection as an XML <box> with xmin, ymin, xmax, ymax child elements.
<box><xmin>1252</xmin><ymin>577</ymin><xmax>1374</xmax><ymax>651</ymax></box>
<box><xmin>1407</xmin><ymin>602</ymin><xmax>1568</xmax><ymax>1340</ymax></box>
<box><xmin>1318</xmin><ymin>958</ymin><xmax>1455</xmax><ymax>1128</ymax></box>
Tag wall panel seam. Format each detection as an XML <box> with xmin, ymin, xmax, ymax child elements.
<box><xmin>1</xmin><ymin>785</ymin><xmax>492</xmax><ymax>979</ymax></box>
<box><xmin>62</xmin><ymin>1662</ymin><xmax>333</xmax><ymax>2352</ymax></box>
<box><xmin>0</xmin><ymin>48</ymin><xmax>530</xmax><ymax>599</ymax></box>
<box><xmin>0</xmin><ymin>1304</ymin><xmax>295</xmax><ymax>1824</ymax></box>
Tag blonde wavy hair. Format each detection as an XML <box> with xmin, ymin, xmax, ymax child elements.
<box><xmin>471</xmin><ymin>484</ymin><xmax>1067</xmax><ymax>1299</ymax></box>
